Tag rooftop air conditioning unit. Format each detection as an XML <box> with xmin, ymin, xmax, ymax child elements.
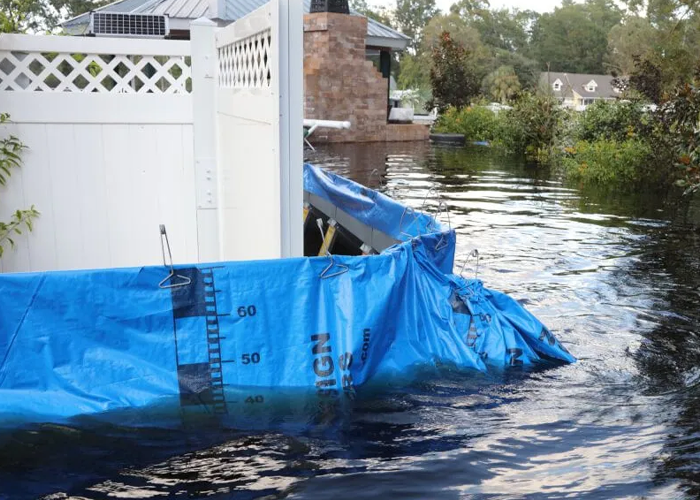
<box><xmin>88</xmin><ymin>12</ymin><xmax>170</xmax><ymax>38</ymax></box>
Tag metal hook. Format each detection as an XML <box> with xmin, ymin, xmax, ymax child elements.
<box><xmin>459</xmin><ymin>249</ymin><xmax>480</xmax><ymax>279</ymax></box>
<box><xmin>434</xmin><ymin>201</ymin><xmax>452</xmax><ymax>251</ymax></box>
<box><xmin>399</xmin><ymin>206</ymin><xmax>421</xmax><ymax>239</ymax></box>
<box><xmin>317</xmin><ymin>218</ymin><xmax>348</xmax><ymax>279</ymax></box>
<box><xmin>158</xmin><ymin>224</ymin><xmax>192</xmax><ymax>289</ymax></box>
<box><xmin>435</xmin><ymin>201</ymin><xmax>451</xmax><ymax>229</ymax></box>
<box><xmin>368</xmin><ymin>168</ymin><xmax>383</xmax><ymax>188</ymax></box>
<box><xmin>421</xmin><ymin>185</ymin><xmax>439</xmax><ymax>211</ymax></box>
<box><xmin>431</xmin><ymin>200</ymin><xmax>452</xmax><ymax>230</ymax></box>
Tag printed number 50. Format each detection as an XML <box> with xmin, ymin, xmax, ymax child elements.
<box><xmin>242</xmin><ymin>352</ymin><xmax>261</xmax><ymax>364</ymax></box>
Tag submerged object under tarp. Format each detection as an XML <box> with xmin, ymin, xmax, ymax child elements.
<box><xmin>0</xmin><ymin>165</ymin><xmax>574</xmax><ymax>426</ymax></box>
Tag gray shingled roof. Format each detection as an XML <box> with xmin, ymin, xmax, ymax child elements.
<box><xmin>540</xmin><ymin>72</ymin><xmax>619</xmax><ymax>99</ymax></box>
<box><xmin>63</xmin><ymin>0</ymin><xmax>409</xmax><ymax>49</ymax></box>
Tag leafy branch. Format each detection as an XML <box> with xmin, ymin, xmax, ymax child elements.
<box><xmin>0</xmin><ymin>112</ymin><xmax>39</xmax><ymax>258</ymax></box>
<box><xmin>0</xmin><ymin>207</ymin><xmax>39</xmax><ymax>257</ymax></box>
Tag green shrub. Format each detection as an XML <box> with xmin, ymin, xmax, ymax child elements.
<box><xmin>492</xmin><ymin>109</ymin><xmax>527</xmax><ymax>154</ymax></box>
<box><xmin>492</xmin><ymin>92</ymin><xmax>564</xmax><ymax>163</ymax></box>
<box><xmin>433</xmin><ymin>106</ymin><xmax>497</xmax><ymax>142</ymax></box>
<box><xmin>575</xmin><ymin>100</ymin><xmax>648</xmax><ymax>142</ymax></box>
<box><xmin>561</xmin><ymin>139</ymin><xmax>652</xmax><ymax>185</ymax></box>
<box><xmin>656</xmin><ymin>74</ymin><xmax>700</xmax><ymax>193</ymax></box>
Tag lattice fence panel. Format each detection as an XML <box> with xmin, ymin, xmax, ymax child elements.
<box><xmin>0</xmin><ymin>51</ymin><xmax>192</xmax><ymax>93</ymax></box>
<box><xmin>218</xmin><ymin>30</ymin><xmax>272</xmax><ymax>89</ymax></box>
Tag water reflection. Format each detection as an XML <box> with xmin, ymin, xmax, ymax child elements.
<box><xmin>1</xmin><ymin>143</ymin><xmax>699</xmax><ymax>499</ymax></box>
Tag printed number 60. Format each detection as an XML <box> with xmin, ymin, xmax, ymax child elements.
<box><xmin>237</xmin><ymin>305</ymin><xmax>257</xmax><ymax>317</ymax></box>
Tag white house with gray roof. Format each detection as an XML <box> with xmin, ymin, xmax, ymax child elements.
<box><xmin>62</xmin><ymin>0</ymin><xmax>410</xmax><ymax>50</ymax></box>
<box><xmin>540</xmin><ymin>72</ymin><xmax>621</xmax><ymax>110</ymax></box>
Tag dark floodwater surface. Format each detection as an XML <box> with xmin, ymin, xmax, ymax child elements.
<box><xmin>2</xmin><ymin>143</ymin><xmax>700</xmax><ymax>499</ymax></box>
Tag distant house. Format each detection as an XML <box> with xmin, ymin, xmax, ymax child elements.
<box><xmin>540</xmin><ymin>72</ymin><xmax>620</xmax><ymax>109</ymax></box>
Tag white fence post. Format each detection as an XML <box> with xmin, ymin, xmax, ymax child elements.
<box><xmin>278</xmin><ymin>0</ymin><xmax>304</xmax><ymax>258</ymax></box>
<box><xmin>190</xmin><ymin>18</ymin><xmax>220</xmax><ymax>263</ymax></box>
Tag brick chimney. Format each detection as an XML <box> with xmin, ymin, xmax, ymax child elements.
<box><xmin>303</xmin><ymin>11</ymin><xmax>390</xmax><ymax>142</ymax></box>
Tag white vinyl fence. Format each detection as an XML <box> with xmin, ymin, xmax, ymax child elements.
<box><xmin>0</xmin><ymin>0</ymin><xmax>302</xmax><ymax>274</ymax></box>
<box><xmin>215</xmin><ymin>0</ymin><xmax>303</xmax><ymax>261</ymax></box>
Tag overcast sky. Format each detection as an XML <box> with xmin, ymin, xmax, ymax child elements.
<box><xmin>370</xmin><ymin>0</ymin><xmax>563</xmax><ymax>14</ymax></box>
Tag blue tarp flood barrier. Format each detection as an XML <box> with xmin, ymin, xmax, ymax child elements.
<box><xmin>0</xmin><ymin>165</ymin><xmax>574</xmax><ymax>426</ymax></box>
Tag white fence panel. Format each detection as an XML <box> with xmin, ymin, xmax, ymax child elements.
<box><xmin>0</xmin><ymin>0</ymin><xmax>302</xmax><ymax>273</ymax></box>
<box><xmin>215</xmin><ymin>0</ymin><xmax>302</xmax><ymax>260</ymax></box>
<box><xmin>0</xmin><ymin>34</ymin><xmax>198</xmax><ymax>273</ymax></box>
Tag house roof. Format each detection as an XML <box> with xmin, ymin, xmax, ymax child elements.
<box><xmin>540</xmin><ymin>72</ymin><xmax>619</xmax><ymax>99</ymax></box>
<box><xmin>62</xmin><ymin>0</ymin><xmax>410</xmax><ymax>50</ymax></box>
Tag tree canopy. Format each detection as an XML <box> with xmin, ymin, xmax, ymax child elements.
<box><xmin>529</xmin><ymin>0</ymin><xmax>623</xmax><ymax>74</ymax></box>
<box><xmin>1</xmin><ymin>0</ymin><xmax>108</xmax><ymax>33</ymax></box>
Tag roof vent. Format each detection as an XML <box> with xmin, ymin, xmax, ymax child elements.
<box><xmin>88</xmin><ymin>12</ymin><xmax>170</xmax><ymax>38</ymax></box>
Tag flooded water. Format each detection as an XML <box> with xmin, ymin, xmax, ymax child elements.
<box><xmin>3</xmin><ymin>143</ymin><xmax>700</xmax><ymax>499</ymax></box>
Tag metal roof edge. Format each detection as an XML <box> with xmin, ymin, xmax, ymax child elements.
<box><xmin>364</xmin><ymin>16</ymin><xmax>409</xmax><ymax>41</ymax></box>
<box><xmin>366</xmin><ymin>36</ymin><xmax>409</xmax><ymax>51</ymax></box>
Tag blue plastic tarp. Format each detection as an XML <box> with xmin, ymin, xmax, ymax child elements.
<box><xmin>0</xmin><ymin>165</ymin><xmax>574</xmax><ymax>426</ymax></box>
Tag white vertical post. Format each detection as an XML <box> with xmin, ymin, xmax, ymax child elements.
<box><xmin>278</xmin><ymin>0</ymin><xmax>304</xmax><ymax>258</ymax></box>
<box><xmin>190</xmin><ymin>18</ymin><xmax>220</xmax><ymax>263</ymax></box>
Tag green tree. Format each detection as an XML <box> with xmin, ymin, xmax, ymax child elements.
<box><xmin>607</xmin><ymin>16</ymin><xmax>658</xmax><ymax>75</ymax></box>
<box><xmin>441</xmin><ymin>1</ymin><xmax>540</xmax><ymax>89</ymax></box>
<box><xmin>608</xmin><ymin>8</ymin><xmax>700</xmax><ymax>92</ymax></box>
<box><xmin>428</xmin><ymin>31</ymin><xmax>481</xmax><ymax>111</ymax></box>
<box><xmin>530</xmin><ymin>0</ymin><xmax>623</xmax><ymax>73</ymax></box>
<box><xmin>1</xmin><ymin>0</ymin><xmax>56</xmax><ymax>32</ymax></box>
<box><xmin>1</xmin><ymin>0</ymin><xmax>108</xmax><ymax>33</ymax></box>
<box><xmin>400</xmin><ymin>12</ymin><xmax>488</xmax><ymax>90</ymax></box>
<box><xmin>349</xmin><ymin>0</ymin><xmax>394</xmax><ymax>26</ymax></box>
<box><xmin>0</xmin><ymin>114</ymin><xmax>38</xmax><ymax>258</ymax></box>
<box><xmin>450</xmin><ymin>0</ymin><xmax>536</xmax><ymax>53</ymax></box>
<box><xmin>422</xmin><ymin>11</ymin><xmax>485</xmax><ymax>52</ymax></box>
<box><xmin>491</xmin><ymin>50</ymin><xmax>540</xmax><ymax>90</ymax></box>
<box><xmin>397</xmin><ymin>52</ymin><xmax>431</xmax><ymax>90</ymax></box>
<box><xmin>395</xmin><ymin>0</ymin><xmax>439</xmax><ymax>51</ymax></box>
<box><xmin>482</xmin><ymin>65</ymin><xmax>521</xmax><ymax>103</ymax></box>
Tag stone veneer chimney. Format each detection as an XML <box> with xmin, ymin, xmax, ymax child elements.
<box><xmin>303</xmin><ymin>12</ymin><xmax>390</xmax><ymax>142</ymax></box>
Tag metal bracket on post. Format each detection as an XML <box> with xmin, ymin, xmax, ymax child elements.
<box><xmin>195</xmin><ymin>158</ymin><xmax>217</xmax><ymax>209</ymax></box>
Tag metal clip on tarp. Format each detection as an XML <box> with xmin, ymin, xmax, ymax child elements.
<box><xmin>459</xmin><ymin>249</ymin><xmax>480</xmax><ymax>280</ymax></box>
<box><xmin>421</xmin><ymin>186</ymin><xmax>439</xmax><ymax>212</ymax></box>
<box><xmin>399</xmin><ymin>206</ymin><xmax>421</xmax><ymax>239</ymax></box>
<box><xmin>433</xmin><ymin>200</ymin><xmax>451</xmax><ymax>251</ymax></box>
<box><xmin>317</xmin><ymin>218</ymin><xmax>349</xmax><ymax>279</ymax></box>
<box><xmin>158</xmin><ymin>224</ymin><xmax>192</xmax><ymax>289</ymax></box>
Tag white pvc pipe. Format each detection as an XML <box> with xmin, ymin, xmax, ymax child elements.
<box><xmin>303</xmin><ymin>119</ymin><xmax>351</xmax><ymax>130</ymax></box>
